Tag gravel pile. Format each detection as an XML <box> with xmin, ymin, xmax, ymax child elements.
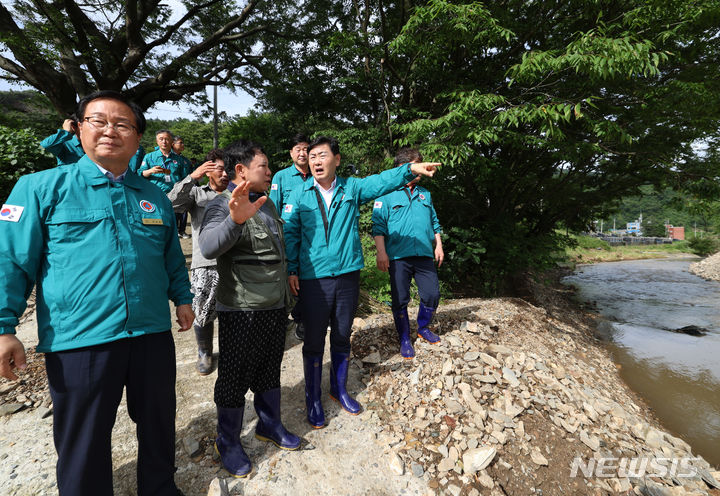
<box><xmin>689</xmin><ymin>252</ymin><xmax>720</xmax><ymax>282</ymax></box>
<box><xmin>2</xmin><ymin>264</ymin><xmax>718</xmax><ymax>495</ymax></box>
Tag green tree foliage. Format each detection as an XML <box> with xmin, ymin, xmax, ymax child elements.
<box><xmin>0</xmin><ymin>126</ymin><xmax>55</xmax><ymax>202</ymax></box>
<box><xmin>256</xmin><ymin>0</ymin><xmax>720</xmax><ymax>294</ymax></box>
<box><xmin>0</xmin><ymin>91</ymin><xmax>62</xmax><ymax>137</ymax></box>
<box><xmin>0</xmin><ymin>0</ymin><xmax>293</xmax><ymax>115</ymax></box>
<box><xmin>687</xmin><ymin>235</ymin><xmax>720</xmax><ymax>257</ymax></box>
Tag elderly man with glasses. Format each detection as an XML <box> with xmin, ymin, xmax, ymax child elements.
<box><xmin>0</xmin><ymin>90</ymin><xmax>193</xmax><ymax>496</ymax></box>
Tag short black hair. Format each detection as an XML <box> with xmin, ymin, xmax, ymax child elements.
<box><xmin>394</xmin><ymin>147</ymin><xmax>423</xmax><ymax>166</ymax></box>
<box><xmin>173</xmin><ymin>135</ymin><xmax>183</xmax><ymax>142</ymax></box>
<box><xmin>205</xmin><ymin>148</ymin><xmax>224</xmax><ymax>162</ymax></box>
<box><xmin>307</xmin><ymin>136</ymin><xmax>340</xmax><ymax>156</ymax></box>
<box><xmin>156</xmin><ymin>129</ymin><xmax>173</xmax><ymax>138</ymax></box>
<box><xmin>75</xmin><ymin>90</ymin><xmax>146</xmax><ymax>134</ymax></box>
<box><xmin>223</xmin><ymin>140</ymin><xmax>266</xmax><ymax>180</ymax></box>
<box><xmin>290</xmin><ymin>133</ymin><xmax>309</xmax><ymax>147</ymax></box>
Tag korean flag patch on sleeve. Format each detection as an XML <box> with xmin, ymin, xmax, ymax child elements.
<box><xmin>373</xmin><ymin>201</ymin><xmax>382</xmax><ymax>209</ymax></box>
<box><xmin>283</xmin><ymin>204</ymin><xmax>293</xmax><ymax>213</ymax></box>
<box><xmin>0</xmin><ymin>204</ymin><xmax>24</xmax><ymax>222</ymax></box>
<box><xmin>271</xmin><ymin>183</ymin><xmax>278</xmax><ymax>191</ymax></box>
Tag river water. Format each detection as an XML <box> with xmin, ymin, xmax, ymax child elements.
<box><xmin>562</xmin><ymin>258</ymin><xmax>720</xmax><ymax>467</ymax></box>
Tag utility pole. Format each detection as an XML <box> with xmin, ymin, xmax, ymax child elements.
<box><xmin>213</xmin><ymin>82</ymin><xmax>219</xmax><ymax>149</ymax></box>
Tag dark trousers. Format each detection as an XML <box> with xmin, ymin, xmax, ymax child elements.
<box><xmin>389</xmin><ymin>256</ymin><xmax>440</xmax><ymax>312</ymax></box>
<box><xmin>300</xmin><ymin>271</ymin><xmax>360</xmax><ymax>356</ymax></box>
<box><xmin>215</xmin><ymin>308</ymin><xmax>287</xmax><ymax>408</ymax></box>
<box><xmin>45</xmin><ymin>332</ymin><xmax>177</xmax><ymax>496</ymax></box>
<box><xmin>176</xmin><ymin>211</ymin><xmax>188</xmax><ymax>234</ymax></box>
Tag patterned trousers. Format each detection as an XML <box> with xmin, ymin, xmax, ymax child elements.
<box><xmin>214</xmin><ymin>308</ymin><xmax>287</xmax><ymax>408</ymax></box>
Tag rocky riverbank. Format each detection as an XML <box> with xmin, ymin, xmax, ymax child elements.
<box><xmin>689</xmin><ymin>252</ymin><xmax>720</xmax><ymax>282</ymax></box>
<box><xmin>1</xmin><ymin>262</ymin><xmax>719</xmax><ymax>495</ymax></box>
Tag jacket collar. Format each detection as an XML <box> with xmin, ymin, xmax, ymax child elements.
<box><xmin>78</xmin><ymin>155</ymin><xmax>143</xmax><ymax>190</ymax></box>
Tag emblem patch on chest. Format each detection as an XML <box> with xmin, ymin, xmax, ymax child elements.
<box><xmin>139</xmin><ymin>200</ymin><xmax>156</xmax><ymax>213</ymax></box>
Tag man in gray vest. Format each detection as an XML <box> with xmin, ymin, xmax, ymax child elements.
<box><xmin>198</xmin><ymin>140</ymin><xmax>300</xmax><ymax>478</ymax></box>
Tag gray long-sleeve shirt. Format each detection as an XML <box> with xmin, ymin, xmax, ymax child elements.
<box><xmin>198</xmin><ymin>188</ymin><xmax>282</xmax><ymax>311</ymax></box>
<box><xmin>167</xmin><ymin>174</ymin><xmax>222</xmax><ymax>269</ymax></box>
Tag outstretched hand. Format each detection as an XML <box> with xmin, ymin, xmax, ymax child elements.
<box><xmin>409</xmin><ymin>162</ymin><xmax>441</xmax><ymax>178</ymax></box>
<box><xmin>229</xmin><ymin>180</ymin><xmax>266</xmax><ymax>225</ymax></box>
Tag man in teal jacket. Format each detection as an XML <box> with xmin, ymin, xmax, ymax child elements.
<box><xmin>282</xmin><ymin>135</ymin><xmax>439</xmax><ymax>428</ymax></box>
<box><xmin>137</xmin><ymin>129</ymin><xmax>189</xmax><ymax>193</ymax></box>
<box><xmin>40</xmin><ymin>117</ymin><xmax>85</xmax><ymax>165</ymax></box>
<box><xmin>269</xmin><ymin>133</ymin><xmax>310</xmax><ymax>340</ymax></box>
<box><xmin>372</xmin><ymin>147</ymin><xmax>444</xmax><ymax>359</ymax></box>
<box><xmin>0</xmin><ymin>90</ymin><xmax>194</xmax><ymax>496</ymax></box>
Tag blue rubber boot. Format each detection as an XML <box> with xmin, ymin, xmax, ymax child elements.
<box><xmin>215</xmin><ymin>406</ymin><xmax>252</xmax><ymax>478</ymax></box>
<box><xmin>303</xmin><ymin>355</ymin><xmax>325</xmax><ymax>428</ymax></box>
<box><xmin>393</xmin><ymin>309</ymin><xmax>415</xmax><ymax>359</ymax></box>
<box><xmin>254</xmin><ymin>388</ymin><xmax>301</xmax><ymax>450</ymax></box>
<box><xmin>417</xmin><ymin>303</ymin><xmax>440</xmax><ymax>343</ymax></box>
<box><xmin>329</xmin><ymin>352</ymin><xmax>361</xmax><ymax>414</ymax></box>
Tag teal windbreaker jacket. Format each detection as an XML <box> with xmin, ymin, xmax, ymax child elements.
<box><xmin>282</xmin><ymin>164</ymin><xmax>416</xmax><ymax>280</ymax></box>
<box><xmin>371</xmin><ymin>185</ymin><xmax>442</xmax><ymax>260</ymax></box>
<box><xmin>0</xmin><ymin>155</ymin><xmax>192</xmax><ymax>352</ymax></box>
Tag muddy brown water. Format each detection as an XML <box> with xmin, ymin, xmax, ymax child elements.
<box><xmin>562</xmin><ymin>258</ymin><xmax>720</xmax><ymax>467</ymax></box>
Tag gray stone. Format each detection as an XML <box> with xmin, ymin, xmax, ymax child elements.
<box><xmin>0</xmin><ymin>403</ymin><xmax>24</xmax><ymax>416</ymax></box>
<box><xmin>479</xmin><ymin>353</ymin><xmax>501</xmax><ymax>369</ymax></box>
<box><xmin>530</xmin><ymin>447</ymin><xmax>548</xmax><ymax>466</ymax></box>
<box><xmin>445</xmin><ymin>399</ymin><xmax>464</xmax><ymax>414</ymax></box>
<box><xmin>462</xmin><ymin>447</ymin><xmax>496</xmax><ymax>474</ymax></box>
<box><xmin>0</xmin><ymin>382</ymin><xmax>19</xmax><ymax>395</ymax></box>
<box><xmin>183</xmin><ymin>437</ymin><xmax>201</xmax><ymax>457</ymax></box>
<box><xmin>580</xmin><ymin>430</ymin><xmax>600</xmax><ymax>451</ymax></box>
<box><xmin>207</xmin><ymin>477</ymin><xmax>229</xmax><ymax>496</ymax></box>
<box><xmin>502</xmin><ymin>367</ymin><xmax>520</xmax><ymax>387</ymax></box>
<box><xmin>464</xmin><ymin>351</ymin><xmax>480</xmax><ymax>361</ymax></box>
<box><xmin>460</xmin><ymin>322</ymin><xmax>483</xmax><ymax>334</ymax></box>
<box><xmin>447</xmin><ymin>484</ymin><xmax>462</xmax><ymax>496</ymax></box>
<box><xmin>487</xmin><ymin>344</ymin><xmax>512</xmax><ymax>355</ymax></box>
<box><xmin>490</xmin><ymin>430</ymin><xmax>507</xmax><ymax>444</ymax></box>
<box><xmin>438</xmin><ymin>444</ymin><xmax>449</xmax><ymax>458</ymax></box>
<box><xmin>438</xmin><ymin>456</ymin><xmax>455</xmax><ymax>472</ymax></box>
<box><xmin>448</xmin><ymin>446</ymin><xmax>459</xmax><ymax>463</ymax></box>
<box><xmin>644</xmin><ymin>428</ymin><xmax>664</xmax><ymax>450</ymax></box>
<box><xmin>477</xmin><ymin>470</ymin><xmax>494</xmax><ymax>488</ymax></box>
<box><xmin>409</xmin><ymin>367</ymin><xmax>420</xmax><ymax>386</ymax></box>
<box><xmin>476</xmin><ymin>375</ymin><xmax>497</xmax><ymax>384</ymax></box>
<box><xmin>388</xmin><ymin>454</ymin><xmax>405</xmax><ymax>475</ymax></box>
<box><xmin>411</xmin><ymin>462</ymin><xmax>424</xmax><ymax>477</ymax></box>
<box><xmin>362</xmin><ymin>352</ymin><xmax>382</xmax><ymax>364</ymax></box>
<box><xmin>36</xmin><ymin>406</ymin><xmax>52</xmax><ymax>419</ymax></box>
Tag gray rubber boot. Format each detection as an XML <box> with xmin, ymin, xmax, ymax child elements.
<box><xmin>194</xmin><ymin>322</ymin><xmax>214</xmax><ymax>375</ymax></box>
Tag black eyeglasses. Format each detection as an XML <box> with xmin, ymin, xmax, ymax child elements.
<box><xmin>83</xmin><ymin>117</ymin><xmax>137</xmax><ymax>135</ymax></box>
